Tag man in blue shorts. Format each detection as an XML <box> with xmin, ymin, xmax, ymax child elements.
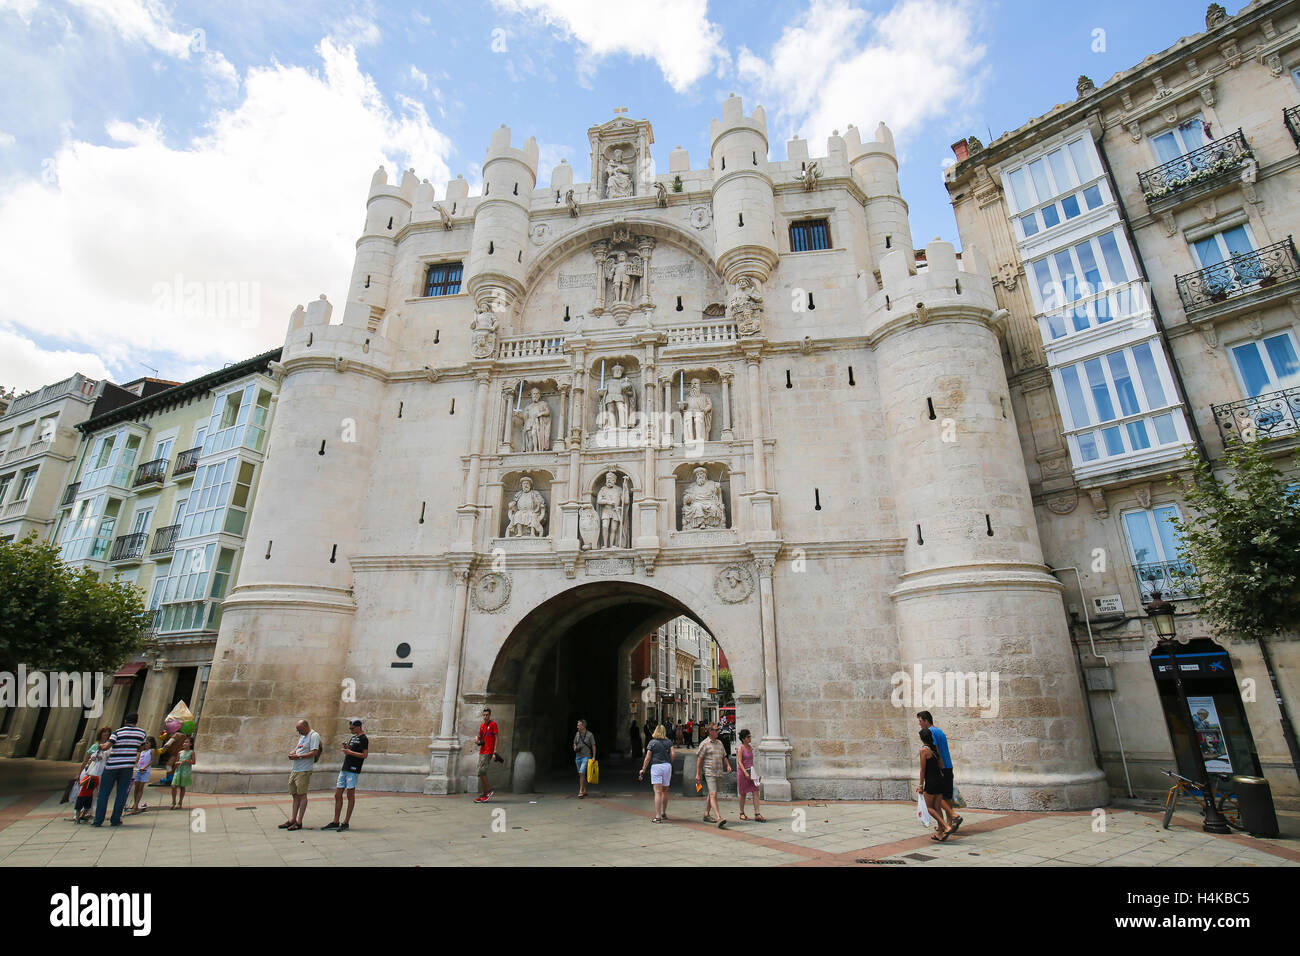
<box><xmin>323</xmin><ymin>718</ymin><xmax>368</xmax><ymax>831</ymax></box>
<box><xmin>917</xmin><ymin>711</ymin><xmax>962</xmax><ymax>832</ymax></box>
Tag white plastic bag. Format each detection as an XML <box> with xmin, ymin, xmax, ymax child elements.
<box><xmin>917</xmin><ymin>793</ymin><xmax>934</xmax><ymax>827</ymax></box>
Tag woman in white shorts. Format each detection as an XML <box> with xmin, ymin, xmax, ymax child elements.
<box><xmin>637</xmin><ymin>724</ymin><xmax>676</xmax><ymax>823</ymax></box>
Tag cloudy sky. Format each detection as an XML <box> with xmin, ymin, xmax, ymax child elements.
<box><xmin>0</xmin><ymin>0</ymin><xmax>1218</xmax><ymax>392</ymax></box>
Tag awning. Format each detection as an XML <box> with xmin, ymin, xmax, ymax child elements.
<box><xmin>112</xmin><ymin>661</ymin><xmax>148</xmax><ymax>685</ymax></box>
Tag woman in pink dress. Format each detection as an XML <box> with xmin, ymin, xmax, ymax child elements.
<box><xmin>736</xmin><ymin>729</ymin><xmax>765</xmax><ymax>822</ymax></box>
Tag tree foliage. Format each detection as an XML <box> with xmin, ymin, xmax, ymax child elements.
<box><xmin>1173</xmin><ymin>441</ymin><xmax>1300</xmax><ymax>642</ymax></box>
<box><xmin>0</xmin><ymin>534</ymin><xmax>150</xmax><ymax>673</ymax></box>
<box><xmin>717</xmin><ymin>668</ymin><xmax>734</xmax><ymax>706</ymax></box>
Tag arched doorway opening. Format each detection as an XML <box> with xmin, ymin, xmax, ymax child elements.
<box><xmin>485</xmin><ymin>581</ymin><xmax>729</xmax><ymax>791</ymax></box>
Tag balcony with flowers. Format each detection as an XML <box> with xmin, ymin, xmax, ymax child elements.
<box><xmin>1137</xmin><ymin>129</ymin><xmax>1252</xmax><ymax>213</ymax></box>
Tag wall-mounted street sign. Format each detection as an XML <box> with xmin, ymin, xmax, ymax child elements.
<box><xmin>1093</xmin><ymin>594</ymin><xmax>1124</xmax><ymax>615</ymax></box>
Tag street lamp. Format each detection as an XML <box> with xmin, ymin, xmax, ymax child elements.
<box><xmin>1145</xmin><ymin>591</ymin><xmax>1230</xmax><ymax>834</ymax></box>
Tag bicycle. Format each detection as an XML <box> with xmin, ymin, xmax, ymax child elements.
<box><xmin>1160</xmin><ymin>770</ymin><xmax>1242</xmax><ymax>830</ymax></box>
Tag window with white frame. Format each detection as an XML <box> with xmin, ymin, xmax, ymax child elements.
<box><xmin>1055</xmin><ymin>341</ymin><xmax>1186</xmax><ymax>464</ymax></box>
<box><xmin>161</xmin><ymin>544</ymin><xmax>215</xmax><ymax>604</ymax></box>
<box><xmin>1229</xmin><ymin>330</ymin><xmax>1300</xmax><ymax>397</ymax></box>
<box><xmin>89</xmin><ymin>503</ymin><xmax>118</xmax><ymax>560</ymax></box>
<box><xmin>180</xmin><ymin>456</ymin><xmax>238</xmax><ymax>538</ymax></box>
<box><xmin>36</xmin><ymin>414</ymin><xmax>58</xmax><ymax>445</ymax></box>
<box><xmin>1004</xmin><ymin>137</ymin><xmax>1104</xmax><ymax>239</ymax></box>
<box><xmin>1192</xmin><ymin>223</ymin><xmax>1255</xmax><ymax>269</ymax></box>
<box><xmin>0</xmin><ymin>472</ymin><xmax>13</xmax><ymax>504</ymax></box>
<box><xmin>60</xmin><ymin>495</ymin><xmax>103</xmax><ymax>559</ymax></box>
<box><xmin>1121</xmin><ymin>505</ymin><xmax>1185</xmax><ymax>567</ymax></box>
<box><xmin>1152</xmin><ymin>115</ymin><xmax>1211</xmax><ymax>165</ymax></box>
<box><xmin>203</xmin><ymin>384</ymin><xmax>272</xmax><ymax>456</ymax></box>
<box><xmin>152</xmin><ymin>436</ymin><xmax>174</xmax><ymax>463</ymax></box>
<box><xmin>89</xmin><ymin>434</ymin><xmax>116</xmax><ymax>469</ymax></box>
<box><xmin>14</xmin><ymin>467</ymin><xmax>37</xmax><ymax>502</ymax></box>
<box><xmin>1028</xmin><ymin>228</ymin><xmax>1136</xmax><ymax>337</ymax></box>
<box><xmin>130</xmin><ymin>506</ymin><xmax>153</xmax><ymax>536</ymax></box>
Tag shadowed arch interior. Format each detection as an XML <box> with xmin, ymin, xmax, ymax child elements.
<box><xmin>486</xmin><ymin>581</ymin><xmax>716</xmax><ymax>777</ymax></box>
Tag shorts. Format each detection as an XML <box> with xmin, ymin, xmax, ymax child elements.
<box><xmin>650</xmin><ymin>763</ymin><xmax>671</xmax><ymax>786</ymax></box>
<box><xmin>336</xmin><ymin>770</ymin><xmax>360</xmax><ymax>790</ymax></box>
<box><xmin>940</xmin><ymin>768</ymin><xmax>954</xmax><ymax>801</ymax></box>
<box><xmin>477</xmin><ymin>753</ymin><xmax>493</xmax><ymax>776</ymax></box>
<box><xmin>703</xmin><ymin>774</ymin><xmax>719</xmax><ymax>795</ymax></box>
<box><xmin>74</xmin><ymin>794</ymin><xmax>93</xmax><ymax>812</ymax></box>
<box><xmin>133</xmin><ymin>768</ymin><xmax>151</xmax><ymax>784</ymax></box>
<box><xmin>575</xmin><ymin>755</ymin><xmax>590</xmax><ymax>774</ymax></box>
<box><xmin>288</xmin><ymin>770</ymin><xmax>312</xmax><ymax>795</ymax></box>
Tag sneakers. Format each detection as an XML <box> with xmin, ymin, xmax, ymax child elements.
<box><xmin>338</xmin><ymin>823</ymin><xmax>349</xmax><ymax>832</ymax></box>
<box><xmin>321</xmin><ymin>821</ymin><xmax>340</xmax><ymax>830</ymax></box>
<box><xmin>474</xmin><ymin>790</ymin><xmax>494</xmax><ymax>803</ymax></box>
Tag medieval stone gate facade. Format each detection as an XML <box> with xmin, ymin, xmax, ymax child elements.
<box><xmin>194</xmin><ymin>98</ymin><xmax>1108</xmax><ymax>809</ymax></box>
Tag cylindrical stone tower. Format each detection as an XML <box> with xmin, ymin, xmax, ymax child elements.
<box><xmin>340</xmin><ymin>166</ymin><xmax>415</xmax><ymax>330</ymax></box>
<box><xmin>709</xmin><ymin>94</ymin><xmax>778</xmax><ymax>286</ymax></box>
<box><xmin>869</xmin><ymin>240</ymin><xmax>1107</xmax><ymax>811</ymax></box>
<box><xmin>850</xmin><ymin>122</ymin><xmax>913</xmax><ymax>269</ymax></box>
<box><xmin>464</xmin><ymin>125</ymin><xmax>538</xmax><ymax>314</ymax></box>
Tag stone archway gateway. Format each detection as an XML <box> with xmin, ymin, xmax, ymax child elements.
<box><xmin>193</xmin><ymin>99</ymin><xmax>1108</xmax><ymax>809</ymax></box>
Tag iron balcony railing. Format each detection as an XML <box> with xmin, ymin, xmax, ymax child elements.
<box><xmin>133</xmin><ymin>457</ymin><xmax>168</xmax><ymax>486</ymax></box>
<box><xmin>1174</xmin><ymin>237</ymin><xmax>1300</xmax><ymax>312</ymax></box>
<box><xmin>60</xmin><ymin>482</ymin><xmax>79</xmax><ymax>507</ymax></box>
<box><xmin>150</xmin><ymin>523</ymin><xmax>181</xmax><ymax>555</ymax></box>
<box><xmin>1213</xmin><ymin>386</ymin><xmax>1300</xmax><ymax>444</ymax></box>
<box><xmin>109</xmin><ymin>531</ymin><xmax>148</xmax><ymax>562</ymax></box>
<box><xmin>1137</xmin><ymin>128</ymin><xmax>1251</xmax><ymax>204</ymax></box>
<box><xmin>1134</xmin><ymin>560</ymin><xmax>1204</xmax><ymax>603</ymax></box>
<box><xmin>1285</xmin><ymin>105</ymin><xmax>1300</xmax><ymax>150</ymax></box>
<box><xmin>172</xmin><ymin>446</ymin><xmax>201</xmax><ymax>477</ymax></box>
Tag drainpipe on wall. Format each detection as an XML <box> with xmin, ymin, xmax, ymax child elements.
<box><xmin>1051</xmin><ymin>566</ymin><xmax>1135</xmax><ymax>797</ymax></box>
<box><xmin>1094</xmin><ymin>133</ymin><xmax>1209</xmax><ymax>463</ymax></box>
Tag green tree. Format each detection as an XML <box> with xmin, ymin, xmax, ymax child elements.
<box><xmin>1173</xmin><ymin>441</ymin><xmax>1300</xmax><ymax>641</ymax></box>
<box><xmin>717</xmin><ymin>668</ymin><xmax>734</xmax><ymax>706</ymax></box>
<box><xmin>0</xmin><ymin>534</ymin><xmax>150</xmax><ymax>674</ymax></box>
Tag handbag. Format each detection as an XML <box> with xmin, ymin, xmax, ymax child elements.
<box><xmin>951</xmin><ymin>785</ymin><xmax>966</xmax><ymax>809</ymax></box>
<box><xmin>586</xmin><ymin>758</ymin><xmax>600</xmax><ymax>784</ymax></box>
<box><xmin>917</xmin><ymin>793</ymin><xmax>934</xmax><ymax>827</ymax></box>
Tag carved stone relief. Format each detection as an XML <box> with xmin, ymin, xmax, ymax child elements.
<box><xmin>715</xmin><ymin>565</ymin><xmax>755</xmax><ymax>603</ymax></box>
<box><xmin>472</xmin><ymin>572</ymin><xmax>511</xmax><ymax>613</ymax></box>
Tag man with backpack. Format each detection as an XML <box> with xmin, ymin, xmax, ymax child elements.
<box><xmin>280</xmin><ymin>718</ymin><xmax>321</xmax><ymax>831</ymax></box>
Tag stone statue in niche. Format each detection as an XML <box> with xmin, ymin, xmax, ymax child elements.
<box><xmin>597</xmin><ymin>364</ymin><xmax>636</xmax><ymax>434</ymax></box>
<box><xmin>728</xmin><ymin>277</ymin><xmax>764</xmax><ymax>336</ymax></box>
<box><xmin>594</xmin><ymin>470</ymin><xmax>632</xmax><ymax>549</ymax></box>
<box><xmin>506</xmin><ymin>476</ymin><xmax>547</xmax><ymax>538</ymax></box>
<box><xmin>681</xmin><ymin>466</ymin><xmax>726</xmax><ymax>530</ymax></box>
<box><xmin>520</xmin><ymin>387</ymin><xmax>552</xmax><ymax>452</ymax></box>
<box><xmin>470</xmin><ymin>311</ymin><xmax>498</xmax><ymax>358</ymax></box>
<box><xmin>679</xmin><ymin>377</ymin><xmax>713</xmax><ymax>443</ymax></box>
<box><xmin>603</xmin><ymin>251</ymin><xmax>644</xmax><ymax>306</ymax></box>
<box><xmin>605</xmin><ymin>148</ymin><xmax>634</xmax><ymax>198</ymax></box>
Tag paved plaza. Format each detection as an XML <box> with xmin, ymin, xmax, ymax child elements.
<box><xmin>1</xmin><ymin>760</ymin><xmax>1296</xmax><ymax>867</ymax></box>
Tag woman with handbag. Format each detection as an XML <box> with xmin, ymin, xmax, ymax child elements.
<box><xmin>918</xmin><ymin>729</ymin><xmax>955</xmax><ymax>842</ymax></box>
<box><xmin>736</xmin><ymin>729</ymin><xmax>765</xmax><ymax>822</ymax></box>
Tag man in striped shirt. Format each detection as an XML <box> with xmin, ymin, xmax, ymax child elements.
<box><xmin>93</xmin><ymin>713</ymin><xmax>147</xmax><ymax>827</ymax></box>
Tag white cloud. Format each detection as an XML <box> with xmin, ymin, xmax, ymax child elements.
<box><xmin>489</xmin><ymin>0</ymin><xmax>725</xmax><ymax>92</ymax></box>
<box><xmin>0</xmin><ymin>38</ymin><xmax>454</xmax><ymax>388</ymax></box>
<box><xmin>64</xmin><ymin>0</ymin><xmax>239</xmax><ymax>98</ymax></box>
<box><xmin>737</xmin><ymin>0</ymin><xmax>987</xmax><ymax>151</ymax></box>
<box><xmin>408</xmin><ymin>64</ymin><xmax>428</xmax><ymax>90</ymax></box>
<box><xmin>0</xmin><ymin>327</ymin><xmax>112</xmax><ymax>393</ymax></box>
<box><xmin>0</xmin><ymin>129</ymin><xmax>15</xmax><ymax>149</ymax></box>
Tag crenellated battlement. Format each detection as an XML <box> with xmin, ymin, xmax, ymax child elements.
<box><xmin>865</xmin><ymin>240</ymin><xmax>1000</xmax><ymax>341</ymax></box>
<box><xmin>484</xmin><ymin>123</ymin><xmax>540</xmax><ymax>179</ymax></box>
<box><xmin>708</xmin><ymin>93</ymin><xmax>768</xmax><ymax>146</ymax></box>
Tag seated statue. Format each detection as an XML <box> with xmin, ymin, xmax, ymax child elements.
<box><xmin>681</xmin><ymin>467</ymin><xmax>726</xmax><ymax>530</ymax></box>
<box><xmin>506</xmin><ymin>477</ymin><xmax>547</xmax><ymax>537</ymax></box>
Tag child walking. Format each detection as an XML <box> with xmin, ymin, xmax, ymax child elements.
<box><xmin>128</xmin><ymin>736</ymin><xmax>157</xmax><ymax>814</ymax></box>
<box><xmin>170</xmin><ymin>736</ymin><xmax>194</xmax><ymax>809</ymax></box>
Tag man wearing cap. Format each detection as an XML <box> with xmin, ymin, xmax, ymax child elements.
<box><xmin>323</xmin><ymin>718</ymin><xmax>369</xmax><ymax>832</ymax></box>
<box><xmin>474</xmin><ymin>708</ymin><xmax>501</xmax><ymax>803</ymax></box>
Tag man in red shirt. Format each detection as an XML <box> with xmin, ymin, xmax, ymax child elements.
<box><xmin>474</xmin><ymin>708</ymin><xmax>501</xmax><ymax>803</ymax></box>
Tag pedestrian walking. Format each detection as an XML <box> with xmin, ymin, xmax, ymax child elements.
<box><xmin>637</xmin><ymin>724</ymin><xmax>675</xmax><ymax>822</ymax></box>
<box><xmin>73</xmin><ymin>728</ymin><xmax>112</xmax><ymax>823</ymax></box>
<box><xmin>684</xmin><ymin>719</ymin><xmax>693</xmax><ymax>747</ymax></box>
<box><xmin>573</xmin><ymin>719</ymin><xmax>596</xmax><ymax>798</ymax></box>
<box><xmin>695</xmin><ymin>722</ymin><xmax>731</xmax><ymax>828</ymax></box>
<box><xmin>324</xmin><ymin>718</ymin><xmax>369</xmax><ymax>829</ymax></box>
<box><xmin>72</xmin><ymin>769</ymin><xmax>97</xmax><ymax>824</ymax></box>
<box><xmin>127</xmin><ymin>736</ymin><xmax>157</xmax><ymax>815</ymax></box>
<box><xmin>917</xmin><ymin>711</ymin><xmax>961</xmax><ymax>833</ymax></box>
<box><xmin>93</xmin><ymin>713</ymin><xmax>147</xmax><ymax>827</ymax></box>
<box><xmin>918</xmin><ymin>728</ymin><xmax>954</xmax><ymax>842</ymax></box>
<box><xmin>170</xmin><ymin>736</ymin><xmax>194</xmax><ymax>809</ymax></box>
<box><xmin>643</xmin><ymin>718</ymin><xmax>655</xmax><ymax>749</ymax></box>
<box><xmin>736</xmin><ymin>729</ymin><xmax>765</xmax><ymax>822</ymax></box>
<box><xmin>473</xmin><ymin>708</ymin><xmax>500</xmax><ymax>803</ymax></box>
<box><xmin>628</xmin><ymin>720</ymin><xmax>643</xmax><ymax>760</ymax></box>
<box><xmin>280</xmin><ymin>719</ymin><xmax>321</xmax><ymax>831</ymax></box>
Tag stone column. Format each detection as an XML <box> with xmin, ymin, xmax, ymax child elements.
<box><xmin>557</xmin><ymin>382</ymin><xmax>570</xmax><ymax>450</ymax></box>
<box><xmin>500</xmin><ymin>380</ymin><xmax>516</xmax><ymax>451</ymax></box>
<box><xmin>752</xmin><ymin>552</ymin><xmax>793</xmax><ymax>800</ymax></box>
<box><xmin>426</xmin><ymin>565</ymin><xmax>472</xmax><ymax>793</ymax></box>
<box><xmin>592</xmin><ymin>242</ymin><xmax>609</xmax><ymax>313</ymax></box>
<box><xmin>660</xmin><ymin>377</ymin><xmax>672</xmax><ymax>446</ymax></box>
<box><xmin>742</xmin><ymin>346</ymin><xmax>766</xmax><ymax>490</ymax></box>
<box><xmin>464</xmin><ymin>370</ymin><xmax>493</xmax><ymax>505</ymax></box>
<box><xmin>568</xmin><ymin>347</ymin><xmax>588</xmax><ymax>500</ymax></box>
<box><xmin>720</xmin><ymin>370</ymin><xmax>735</xmax><ymax>440</ymax></box>
<box><xmin>637</xmin><ymin>236</ymin><xmax>656</xmax><ymax>307</ymax></box>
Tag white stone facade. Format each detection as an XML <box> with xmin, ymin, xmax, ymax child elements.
<box><xmin>195</xmin><ymin>96</ymin><xmax>1106</xmax><ymax>810</ymax></box>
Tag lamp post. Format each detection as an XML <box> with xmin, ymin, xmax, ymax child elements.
<box><xmin>1145</xmin><ymin>591</ymin><xmax>1230</xmax><ymax>834</ymax></box>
